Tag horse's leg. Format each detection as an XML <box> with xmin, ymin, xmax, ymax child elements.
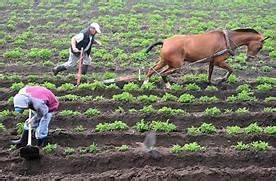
<box><xmin>215</xmin><ymin>61</ymin><xmax>233</xmax><ymax>83</ymax></box>
<box><xmin>208</xmin><ymin>61</ymin><xmax>214</xmax><ymax>85</ymax></box>
<box><xmin>161</xmin><ymin>67</ymin><xmax>176</xmax><ymax>89</ymax></box>
<box><xmin>143</xmin><ymin>59</ymin><xmax>166</xmax><ymax>85</ymax></box>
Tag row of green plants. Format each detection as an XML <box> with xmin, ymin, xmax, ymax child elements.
<box><xmin>41</xmin><ymin>142</ymin><xmax>129</xmax><ymax>155</ymax></box>
<box><xmin>1</xmin><ymin>104</ymin><xmax>274</xmax><ymax>128</ymax></box>
<box><xmin>1</xmin><ymin>74</ymin><xmax>275</xmax><ymax>87</ymax></box>
<box><xmin>187</xmin><ymin>122</ymin><xmax>276</xmax><ymax>135</ymax></box>
<box><xmin>170</xmin><ymin>140</ymin><xmax>271</xmax><ymax>153</ymax></box>
<box><xmin>3</xmin><ymin>116</ymin><xmax>274</xmax><ymax>136</ymax></box>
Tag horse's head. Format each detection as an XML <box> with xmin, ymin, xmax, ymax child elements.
<box><xmin>233</xmin><ymin>29</ymin><xmax>270</xmax><ymax>61</ymax></box>
<box><xmin>247</xmin><ymin>36</ymin><xmax>268</xmax><ymax>59</ymax></box>
<box><xmin>246</xmin><ymin>35</ymin><xmax>270</xmax><ymax>60</ymax></box>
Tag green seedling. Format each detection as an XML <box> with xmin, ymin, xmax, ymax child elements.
<box><xmin>116</xmin><ymin>145</ymin><xmax>129</xmax><ymax>152</ymax></box>
<box><xmin>133</xmin><ymin>119</ymin><xmax>150</xmax><ymax>132</ymax></box>
<box><xmin>43</xmin><ymin>143</ymin><xmax>57</xmax><ymax>154</ymax></box>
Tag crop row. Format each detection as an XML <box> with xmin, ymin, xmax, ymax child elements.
<box><xmin>1</xmin><ymin>74</ymin><xmax>275</xmax><ymax>88</ymax></box>
<box><xmin>1</xmin><ymin>115</ymin><xmax>275</xmax><ymax>136</ymax></box>
<box><xmin>4</xmin><ymin>140</ymin><xmax>272</xmax><ymax>157</ymax></box>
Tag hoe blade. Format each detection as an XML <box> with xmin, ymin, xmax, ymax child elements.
<box><xmin>20</xmin><ymin>145</ymin><xmax>40</xmax><ymax>160</ymax></box>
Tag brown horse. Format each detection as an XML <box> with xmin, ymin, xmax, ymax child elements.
<box><xmin>143</xmin><ymin>28</ymin><xmax>270</xmax><ymax>89</ymax></box>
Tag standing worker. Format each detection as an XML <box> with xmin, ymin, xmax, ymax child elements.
<box><xmin>12</xmin><ymin>86</ymin><xmax>59</xmax><ymax>148</ymax></box>
<box><xmin>52</xmin><ymin>23</ymin><xmax>102</xmax><ymax>75</ymax></box>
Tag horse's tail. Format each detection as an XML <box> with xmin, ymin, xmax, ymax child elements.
<box><xmin>145</xmin><ymin>41</ymin><xmax>163</xmax><ymax>53</ymax></box>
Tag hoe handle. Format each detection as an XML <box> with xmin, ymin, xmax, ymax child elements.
<box><xmin>76</xmin><ymin>48</ymin><xmax>84</xmax><ymax>86</ymax></box>
<box><xmin>27</xmin><ymin>109</ymin><xmax>32</xmax><ymax>146</ymax></box>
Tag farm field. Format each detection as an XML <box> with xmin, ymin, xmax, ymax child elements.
<box><xmin>0</xmin><ymin>0</ymin><xmax>275</xmax><ymax>180</ymax></box>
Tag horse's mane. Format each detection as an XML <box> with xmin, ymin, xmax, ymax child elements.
<box><xmin>233</xmin><ymin>28</ymin><xmax>260</xmax><ymax>34</ymax></box>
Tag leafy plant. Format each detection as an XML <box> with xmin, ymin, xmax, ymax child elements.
<box><xmin>43</xmin><ymin>143</ymin><xmax>57</xmax><ymax>154</ymax></box>
<box><xmin>133</xmin><ymin>119</ymin><xmax>150</xmax><ymax>132</ymax></box>
<box><xmin>178</xmin><ymin>93</ymin><xmax>195</xmax><ymax>103</ymax></box>
<box><xmin>86</xmin><ymin>143</ymin><xmax>98</xmax><ymax>153</ymax></box>
<box><xmin>95</xmin><ymin>122</ymin><xmax>110</xmax><ymax>132</ymax></box>
<box><xmin>16</xmin><ymin>122</ymin><xmax>24</xmax><ymax>135</ymax></box>
<box><xmin>264</xmin><ymin>97</ymin><xmax>276</xmax><ymax>103</ymax></box>
<box><xmin>236</xmin><ymin>84</ymin><xmax>251</xmax><ymax>92</ymax></box>
<box><xmin>185</xmin><ymin>83</ymin><xmax>201</xmax><ymax>91</ymax></box>
<box><xmin>64</xmin><ymin>147</ymin><xmax>75</xmax><ymax>155</ymax></box>
<box><xmin>113</xmin><ymin>92</ymin><xmax>135</xmax><ymax>102</ymax></box>
<box><xmin>250</xmin><ymin>141</ymin><xmax>269</xmax><ymax>151</ymax></box>
<box><xmin>4</xmin><ymin>48</ymin><xmax>24</xmax><ymax>59</ymax></box>
<box><xmin>150</xmin><ymin>120</ymin><xmax>176</xmax><ymax>132</ymax></box>
<box><xmin>59</xmin><ymin>110</ymin><xmax>81</xmax><ymax>117</ymax></box>
<box><xmin>123</xmin><ymin>82</ymin><xmax>140</xmax><ymax>92</ymax></box>
<box><xmin>183</xmin><ymin>142</ymin><xmax>204</xmax><ymax>152</ymax></box>
<box><xmin>0</xmin><ymin>110</ymin><xmax>14</xmax><ymax>120</ymax></box>
<box><xmin>8</xmin><ymin>145</ymin><xmax>16</xmax><ymax>151</ymax></box>
<box><xmin>226</xmin><ymin>126</ymin><xmax>243</xmax><ymax>135</ymax></box>
<box><xmin>171</xmin><ymin>83</ymin><xmax>183</xmax><ymax>91</ymax></box>
<box><xmin>256</xmin><ymin>83</ymin><xmax>272</xmax><ymax>91</ymax></box>
<box><xmin>41</xmin><ymin>82</ymin><xmax>56</xmax><ymax>90</ymax></box>
<box><xmin>199</xmin><ymin>122</ymin><xmax>217</xmax><ymax>134</ymax></box>
<box><xmin>0</xmin><ymin>123</ymin><xmax>6</xmax><ymax>132</ymax></box>
<box><xmin>204</xmin><ymin>107</ymin><xmax>221</xmax><ymax>116</ymax></box>
<box><xmin>198</xmin><ymin>96</ymin><xmax>219</xmax><ymax>103</ymax></box>
<box><xmin>187</xmin><ymin>126</ymin><xmax>200</xmax><ymax>135</ymax></box>
<box><xmin>27</xmin><ymin>48</ymin><xmax>52</xmax><ymax>60</ymax></box>
<box><xmin>59</xmin><ymin>94</ymin><xmax>80</xmax><ymax>101</ymax></box>
<box><xmin>234</xmin><ymin>141</ymin><xmax>249</xmax><ymax>151</ymax></box>
<box><xmin>235</xmin><ymin>107</ymin><xmax>249</xmax><ymax>114</ymax></box>
<box><xmin>227</xmin><ymin>90</ymin><xmax>257</xmax><ymax>102</ymax></box>
<box><xmin>205</xmin><ymin>85</ymin><xmax>218</xmax><ymax>91</ymax></box>
<box><xmin>227</xmin><ymin>74</ymin><xmax>238</xmax><ymax>84</ymax></box>
<box><xmin>106</xmin><ymin>84</ymin><xmax>119</xmax><ymax>90</ymax></box>
<box><xmin>141</xmin><ymin>82</ymin><xmax>156</xmax><ymax>91</ymax></box>
<box><xmin>116</xmin><ymin>145</ymin><xmax>129</xmax><ymax>152</ymax></box>
<box><xmin>74</xmin><ymin>125</ymin><xmax>85</xmax><ymax>132</ymax></box>
<box><xmin>182</xmin><ymin>74</ymin><xmax>207</xmax><ymax>83</ymax></box>
<box><xmin>10</xmin><ymin>82</ymin><xmax>24</xmax><ymax>92</ymax></box>
<box><xmin>78</xmin><ymin>81</ymin><xmax>106</xmax><ymax>90</ymax></box>
<box><xmin>264</xmin><ymin>126</ymin><xmax>276</xmax><ymax>135</ymax></box>
<box><xmin>137</xmin><ymin>95</ymin><xmax>158</xmax><ymax>104</ymax></box>
<box><xmin>161</xmin><ymin>93</ymin><xmax>178</xmax><ymax>102</ymax></box>
<box><xmin>95</xmin><ymin>121</ymin><xmax>128</xmax><ymax>132</ymax></box>
<box><xmin>256</xmin><ymin>76</ymin><xmax>275</xmax><ymax>85</ymax></box>
<box><xmin>244</xmin><ymin>123</ymin><xmax>263</xmax><ymax>134</ymax></box>
<box><xmin>157</xmin><ymin>107</ymin><xmax>186</xmax><ymax>116</ymax></box>
<box><xmin>58</xmin><ymin>83</ymin><xmax>75</xmax><ymax>91</ymax></box>
<box><xmin>139</xmin><ymin>105</ymin><xmax>156</xmax><ymax>114</ymax></box>
<box><xmin>170</xmin><ymin>144</ymin><xmax>183</xmax><ymax>154</ymax></box>
<box><xmin>263</xmin><ymin>107</ymin><xmax>276</xmax><ymax>113</ymax></box>
<box><xmin>84</xmin><ymin>108</ymin><xmax>101</xmax><ymax>117</ymax></box>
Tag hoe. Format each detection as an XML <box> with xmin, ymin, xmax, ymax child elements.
<box><xmin>20</xmin><ymin>109</ymin><xmax>40</xmax><ymax>160</ymax></box>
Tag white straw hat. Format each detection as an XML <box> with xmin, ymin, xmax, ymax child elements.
<box><xmin>90</xmin><ymin>23</ymin><xmax>101</xmax><ymax>33</ymax></box>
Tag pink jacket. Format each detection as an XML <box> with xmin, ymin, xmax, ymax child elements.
<box><xmin>23</xmin><ymin>86</ymin><xmax>59</xmax><ymax>112</ymax></box>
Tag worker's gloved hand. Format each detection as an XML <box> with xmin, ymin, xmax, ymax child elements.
<box><xmin>72</xmin><ymin>47</ymin><xmax>80</xmax><ymax>53</ymax></box>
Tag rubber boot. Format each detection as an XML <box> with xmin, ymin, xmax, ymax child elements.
<box><xmin>11</xmin><ymin>130</ymin><xmax>28</xmax><ymax>149</ymax></box>
<box><xmin>82</xmin><ymin>65</ymin><xmax>89</xmax><ymax>75</ymax></box>
<box><xmin>37</xmin><ymin>137</ymin><xmax>47</xmax><ymax>147</ymax></box>
<box><xmin>52</xmin><ymin>65</ymin><xmax>67</xmax><ymax>76</ymax></box>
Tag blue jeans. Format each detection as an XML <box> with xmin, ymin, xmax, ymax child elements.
<box><xmin>24</xmin><ymin>112</ymin><xmax>53</xmax><ymax>139</ymax></box>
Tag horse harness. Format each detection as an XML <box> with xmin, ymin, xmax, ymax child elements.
<box><xmin>189</xmin><ymin>30</ymin><xmax>238</xmax><ymax>65</ymax></box>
